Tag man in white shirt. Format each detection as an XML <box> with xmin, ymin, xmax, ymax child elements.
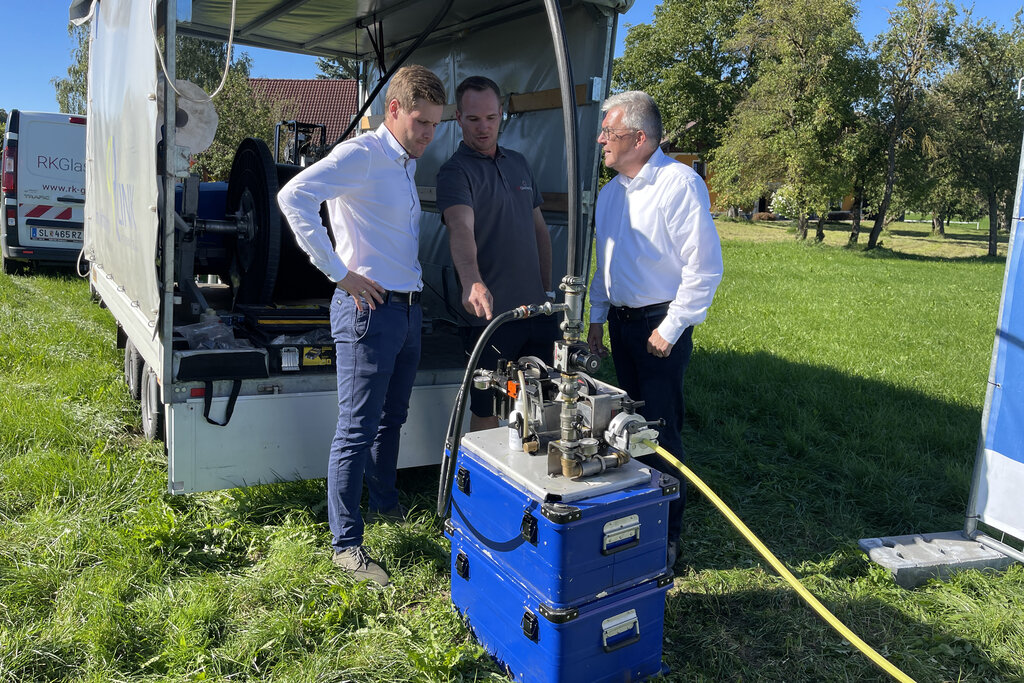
<box><xmin>587</xmin><ymin>91</ymin><xmax>723</xmax><ymax>569</ymax></box>
<box><xmin>278</xmin><ymin>65</ymin><xmax>446</xmax><ymax>585</ymax></box>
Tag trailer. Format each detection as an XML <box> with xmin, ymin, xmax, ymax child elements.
<box><xmin>75</xmin><ymin>0</ymin><xmax>630</xmax><ymax>494</ymax></box>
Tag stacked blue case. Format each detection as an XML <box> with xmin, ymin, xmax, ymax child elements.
<box><xmin>447</xmin><ymin>429</ymin><xmax>680</xmax><ymax>682</ymax></box>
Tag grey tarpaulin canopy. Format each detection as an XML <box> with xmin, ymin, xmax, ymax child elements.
<box><xmin>73</xmin><ymin>0</ymin><xmax>634</xmax><ymax>59</ymax></box>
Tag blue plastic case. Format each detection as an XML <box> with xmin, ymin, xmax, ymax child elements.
<box><xmin>447</xmin><ymin>520</ymin><xmax>673</xmax><ymax>683</ymax></box>
<box><xmin>450</xmin><ymin>430</ymin><xmax>679</xmax><ymax>608</ymax></box>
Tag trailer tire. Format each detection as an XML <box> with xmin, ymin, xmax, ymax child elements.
<box><xmin>140</xmin><ymin>364</ymin><xmax>164</xmax><ymax>441</ymax></box>
<box><xmin>124</xmin><ymin>341</ymin><xmax>144</xmax><ymax>401</ymax></box>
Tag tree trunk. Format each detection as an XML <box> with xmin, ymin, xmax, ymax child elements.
<box><xmin>931</xmin><ymin>211</ymin><xmax>945</xmax><ymax>238</ymax></box>
<box><xmin>815</xmin><ymin>215</ymin><xmax>826</xmax><ymax>242</ymax></box>
<box><xmin>868</xmin><ymin>129</ymin><xmax>899</xmax><ymax>249</ymax></box>
<box><xmin>848</xmin><ymin>188</ymin><xmax>863</xmax><ymax>245</ymax></box>
<box><xmin>797</xmin><ymin>214</ymin><xmax>808</xmax><ymax>240</ymax></box>
<box><xmin>988</xmin><ymin>191</ymin><xmax>999</xmax><ymax>257</ymax></box>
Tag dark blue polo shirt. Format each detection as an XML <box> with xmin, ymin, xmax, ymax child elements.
<box><xmin>436</xmin><ymin>142</ymin><xmax>547</xmax><ymax>325</ymax></box>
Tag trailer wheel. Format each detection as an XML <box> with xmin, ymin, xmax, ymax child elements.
<box><xmin>225</xmin><ymin>137</ymin><xmax>282</xmax><ymax>306</ymax></box>
<box><xmin>124</xmin><ymin>341</ymin><xmax>144</xmax><ymax>401</ymax></box>
<box><xmin>140</xmin><ymin>364</ymin><xmax>164</xmax><ymax>441</ymax></box>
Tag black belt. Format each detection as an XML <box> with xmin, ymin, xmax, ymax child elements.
<box><xmin>381</xmin><ymin>290</ymin><xmax>421</xmax><ymax>305</ymax></box>
<box><xmin>610</xmin><ymin>302</ymin><xmax>670</xmax><ymax>321</ymax></box>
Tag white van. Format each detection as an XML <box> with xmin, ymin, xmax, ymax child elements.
<box><xmin>1</xmin><ymin>110</ymin><xmax>87</xmax><ymax>274</ymax></box>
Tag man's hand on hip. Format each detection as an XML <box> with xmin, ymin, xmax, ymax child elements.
<box><xmin>647</xmin><ymin>329</ymin><xmax>674</xmax><ymax>358</ymax></box>
<box><xmin>587</xmin><ymin>323</ymin><xmax>608</xmax><ymax>357</ymax></box>
<box><xmin>337</xmin><ymin>272</ymin><xmax>385</xmax><ymax>311</ymax></box>
<box><xmin>464</xmin><ymin>281</ymin><xmax>494</xmax><ymax>320</ymax></box>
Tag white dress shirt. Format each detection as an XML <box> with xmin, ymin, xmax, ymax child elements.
<box><xmin>277</xmin><ymin>124</ymin><xmax>423</xmax><ymax>292</ymax></box>
<box><xmin>589</xmin><ymin>147</ymin><xmax>723</xmax><ymax>345</ymax></box>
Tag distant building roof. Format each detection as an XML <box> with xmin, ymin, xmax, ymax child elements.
<box><xmin>249</xmin><ymin>78</ymin><xmax>359</xmax><ymax>145</ymax></box>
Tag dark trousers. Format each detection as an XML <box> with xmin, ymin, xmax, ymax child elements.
<box><xmin>608</xmin><ymin>309</ymin><xmax>693</xmax><ymax>544</ymax></box>
<box><xmin>328</xmin><ymin>292</ymin><xmax>422</xmax><ymax>551</ymax></box>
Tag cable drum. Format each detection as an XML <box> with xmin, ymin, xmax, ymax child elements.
<box><xmin>225</xmin><ymin>138</ymin><xmax>282</xmax><ymax>306</ymax></box>
<box><xmin>222</xmin><ymin>139</ymin><xmax>334</xmax><ymax>306</ymax></box>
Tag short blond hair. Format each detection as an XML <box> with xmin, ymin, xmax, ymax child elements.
<box><xmin>385</xmin><ymin>65</ymin><xmax>446</xmax><ymax>112</ymax></box>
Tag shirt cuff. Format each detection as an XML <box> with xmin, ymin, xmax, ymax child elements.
<box><xmin>589</xmin><ymin>303</ymin><xmax>609</xmax><ymax>325</ymax></box>
<box><xmin>656</xmin><ymin>317</ymin><xmax>686</xmax><ymax>346</ymax></box>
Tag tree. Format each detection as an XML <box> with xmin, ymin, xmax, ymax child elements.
<box><xmin>937</xmin><ymin>11</ymin><xmax>1024</xmax><ymax>256</ymax></box>
<box><xmin>711</xmin><ymin>0</ymin><xmax>866</xmax><ymax>240</ymax></box>
<box><xmin>0</xmin><ymin>109</ymin><xmax>7</xmax><ymax>140</ymax></box>
<box><xmin>53</xmin><ymin>24</ymin><xmax>89</xmax><ymax>114</ymax></box>
<box><xmin>192</xmin><ymin>61</ymin><xmax>281</xmax><ymax>181</ymax></box>
<box><xmin>316</xmin><ymin>57</ymin><xmax>359</xmax><ymax>80</ymax></box>
<box><xmin>613</xmin><ymin>0</ymin><xmax>754</xmax><ymax>154</ymax></box>
<box><xmin>866</xmin><ymin>0</ymin><xmax>950</xmax><ymax>249</ymax></box>
<box><xmin>53</xmin><ymin>23</ymin><xmax>279</xmax><ymax>182</ymax></box>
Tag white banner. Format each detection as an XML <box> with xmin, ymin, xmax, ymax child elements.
<box><xmin>83</xmin><ymin>0</ymin><xmax>161</xmax><ymax>326</ymax></box>
<box><xmin>970</xmin><ymin>131</ymin><xmax>1024</xmax><ymax>543</ymax></box>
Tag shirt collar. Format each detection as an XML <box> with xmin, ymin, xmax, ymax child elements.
<box><xmin>377</xmin><ymin>123</ymin><xmax>412</xmax><ymax>166</ymax></box>
<box><xmin>457</xmin><ymin>140</ymin><xmax>505</xmax><ymax>160</ymax></box>
<box><xmin>616</xmin><ymin>147</ymin><xmax>667</xmax><ymax>189</ymax></box>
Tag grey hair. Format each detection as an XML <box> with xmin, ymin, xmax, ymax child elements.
<box><xmin>601</xmin><ymin>91</ymin><xmax>662</xmax><ymax>147</ymax></box>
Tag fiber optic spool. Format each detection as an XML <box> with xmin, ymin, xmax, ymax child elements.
<box><xmin>159</xmin><ymin>80</ymin><xmax>218</xmax><ymax>154</ymax></box>
<box><xmin>210</xmin><ymin>138</ymin><xmax>335</xmax><ymax>307</ymax></box>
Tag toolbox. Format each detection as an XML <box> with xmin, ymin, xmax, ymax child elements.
<box><xmin>447</xmin><ymin>518</ymin><xmax>672</xmax><ymax>683</ymax></box>
<box><xmin>235</xmin><ymin>304</ymin><xmax>335</xmax><ymax>373</ymax></box>
<box><xmin>449</xmin><ymin>429</ymin><xmax>679</xmax><ymax>608</ymax></box>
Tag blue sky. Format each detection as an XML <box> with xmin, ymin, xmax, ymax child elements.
<box><xmin>7</xmin><ymin>0</ymin><xmax>1023</xmax><ymax>114</ymax></box>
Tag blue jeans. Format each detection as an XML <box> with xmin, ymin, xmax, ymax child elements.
<box><xmin>328</xmin><ymin>291</ymin><xmax>422</xmax><ymax>551</ymax></box>
<box><xmin>608</xmin><ymin>310</ymin><xmax>693</xmax><ymax>545</ymax></box>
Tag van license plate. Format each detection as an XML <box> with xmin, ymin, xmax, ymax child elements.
<box><xmin>31</xmin><ymin>227</ymin><xmax>83</xmax><ymax>242</ymax></box>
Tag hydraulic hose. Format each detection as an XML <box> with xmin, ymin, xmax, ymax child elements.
<box><xmin>641</xmin><ymin>439</ymin><xmax>916</xmax><ymax>683</ymax></box>
<box><xmin>436</xmin><ymin>303</ymin><xmax>568</xmax><ymax>516</ymax></box>
<box><xmin>436</xmin><ymin>308</ymin><xmax>519</xmax><ymax>517</ymax></box>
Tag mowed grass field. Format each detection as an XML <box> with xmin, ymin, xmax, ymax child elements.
<box><xmin>1</xmin><ymin>219</ymin><xmax>1023</xmax><ymax>682</ymax></box>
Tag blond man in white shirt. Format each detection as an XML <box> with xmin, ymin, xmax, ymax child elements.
<box><xmin>278</xmin><ymin>65</ymin><xmax>445</xmax><ymax>585</ymax></box>
<box><xmin>587</xmin><ymin>91</ymin><xmax>723</xmax><ymax>569</ymax></box>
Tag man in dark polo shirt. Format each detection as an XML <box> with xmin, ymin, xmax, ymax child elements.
<box><xmin>436</xmin><ymin>75</ymin><xmax>558</xmax><ymax>431</ymax></box>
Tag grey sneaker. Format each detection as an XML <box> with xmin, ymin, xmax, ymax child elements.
<box><xmin>332</xmin><ymin>545</ymin><xmax>390</xmax><ymax>586</ymax></box>
<box><xmin>365</xmin><ymin>503</ymin><xmax>408</xmax><ymax>525</ymax></box>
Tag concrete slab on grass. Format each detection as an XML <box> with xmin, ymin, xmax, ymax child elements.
<box><xmin>859</xmin><ymin>530</ymin><xmax>1015</xmax><ymax>589</ymax></box>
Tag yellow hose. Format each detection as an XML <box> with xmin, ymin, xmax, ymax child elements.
<box><xmin>642</xmin><ymin>439</ymin><xmax>916</xmax><ymax>683</ymax></box>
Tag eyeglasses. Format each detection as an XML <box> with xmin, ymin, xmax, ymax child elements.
<box><xmin>599</xmin><ymin>127</ymin><xmax>638</xmax><ymax>140</ymax></box>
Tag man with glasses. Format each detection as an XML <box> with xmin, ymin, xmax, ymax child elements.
<box><xmin>587</xmin><ymin>91</ymin><xmax>723</xmax><ymax>569</ymax></box>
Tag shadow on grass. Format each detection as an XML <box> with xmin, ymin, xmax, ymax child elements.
<box><xmin>660</xmin><ymin>582</ymin><xmax>1007</xmax><ymax>681</ymax></box>
<box><xmin>679</xmin><ymin>349</ymin><xmax>978</xmax><ymax>564</ymax></box>
<box><xmin>847</xmin><ymin>243</ymin><xmax>1005</xmax><ymax>264</ymax></box>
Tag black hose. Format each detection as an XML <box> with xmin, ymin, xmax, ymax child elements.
<box><xmin>332</xmin><ymin>0</ymin><xmax>456</xmax><ymax>147</ymax></box>
<box><xmin>436</xmin><ymin>308</ymin><xmax>519</xmax><ymax>517</ymax></box>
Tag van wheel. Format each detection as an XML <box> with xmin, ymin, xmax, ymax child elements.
<box><xmin>124</xmin><ymin>341</ymin><xmax>144</xmax><ymax>401</ymax></box>
<box><xmin>140</xmin><ymin>364</ymin><xmax>164</xmax><ymax>441</ymax></box>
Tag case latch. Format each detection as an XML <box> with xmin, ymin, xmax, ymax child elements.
<box><xmin>455</xmin><ymin>551</ymin><xmax>469</xmax><ymax>579</ymax></box>
<box><xmin>520</xmin><ymin>511</ymin><xmax>538</xmax><ymax>545</ymax></box>
<box><xmin>456</xmin><ymin>466</ymin><xmax>470</xmax><ymax>494</ymax></box>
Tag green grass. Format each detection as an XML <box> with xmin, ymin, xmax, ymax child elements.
<box><xmin>2</xmin><ymin>230</ymin><xmax>1023</xmax><ymax>682</ymax></box>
